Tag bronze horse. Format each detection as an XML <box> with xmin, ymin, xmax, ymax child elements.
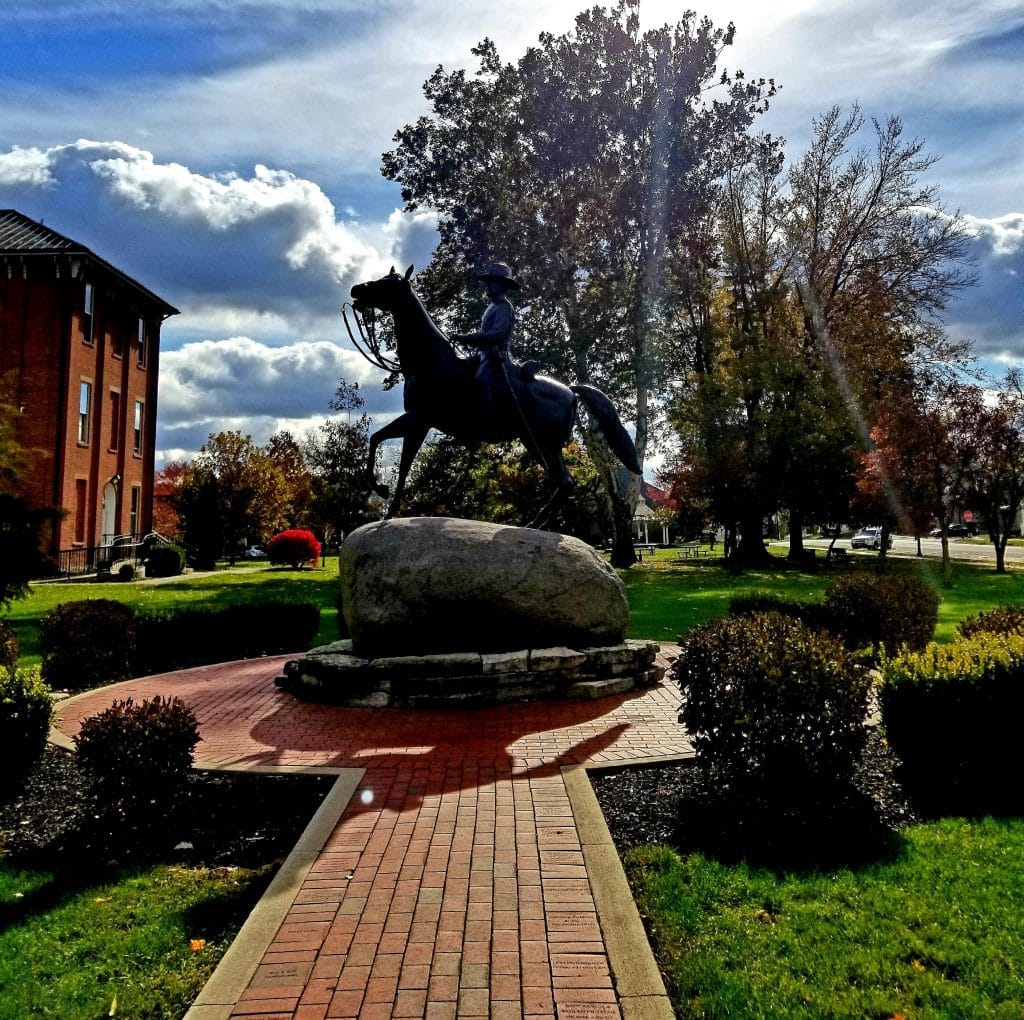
<box><xmin>349</xmin><ymin>266</ymin><xmax>641</xmax><ymax>527</ymax></box>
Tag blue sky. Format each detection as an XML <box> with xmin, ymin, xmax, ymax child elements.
<box><xmin>1</xmin><ymin>0</ymin><xmax>1021</xmax><ymax>466</ymax></box>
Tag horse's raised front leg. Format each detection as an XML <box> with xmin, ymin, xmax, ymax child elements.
<box><xmin>366</xmin><ymin>412</ymin><xmax>421</xmax><ymax>507</ymax></box>
<box><xmin>388</xmin><ymin>418</ymin><xmax>429</xmax><ymax>518</ymax></box>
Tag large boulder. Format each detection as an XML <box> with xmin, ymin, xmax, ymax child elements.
<box><xmin>339</xmin><ymin>517</ymin><xmax>629</xmax><ymax>657</ymax></box>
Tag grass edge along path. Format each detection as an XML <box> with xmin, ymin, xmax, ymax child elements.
<box><xmin>624</xmin><ymin>816</ymin><xmax>1024</xmax><ymax>1019</ymax></box>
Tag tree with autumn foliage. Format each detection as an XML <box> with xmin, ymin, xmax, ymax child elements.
<box><xmin>962</xmin><ymin>370</ymin><xmax>1024</xmax><ymax>573</ymax></box>
<box><xmin>666</xmin><ymin>106</ymin><xmax>973</xmax><ymax>569</ymax></box>
<box><xmin>858</xmin><ymin>379</ymin><xmax>983</xmax><ymax>584</ymax></box>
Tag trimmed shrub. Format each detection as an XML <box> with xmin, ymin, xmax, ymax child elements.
<box><xmin>133</xmin><ymin>601</ymin><xmax>321</xmax><ymax>674</ymax></box>
<box><xmin>267</xmin><ymin>529</ymin><xmax>321</xmax><ymax>568</ymax></box>
<box><xmin>674</xmin><ymin>612</ymin><xmax>871</xmax><ymax>807</ymax></box>
<box><xmin>957</xmin><ymin>604</ymin><xmax>1024</xmax><ymax>640</ymax></box>
<box><xmin>39</xmin><ymin>599</ymin><xmax>136</xmax><ymax>690</ymax></box>
<box><xmin>144</xmin><ymin>543</ymin><xmax>186</xmax><ymax>578</ymax></box>
<box><xmin>880</xmin><ymin>631</ymin><xmax>1024</xmax><ymax>813</ymax></box>
<box><xmin>728</xmin><ymin>591</ymin><xmax>828</xmax><ymax>630</ymax></box>
<box><xmin>0</xmin><ymin>667</ymin><xmax>53</xmax><ymax>791</ymax></box>
<box><xmin>824</xmin><ymin>573</ymin><xmax>938</xmax><ymax>655</ymax></box>
<box><xmin>74</xmin><ymin>695</ymin><xmax>200</xmax><ymax>832</ymax></box>
<box><xmin>0</xmin><ymin>618</ymin><xmax>18</xmax><ymax>670</ymax></box>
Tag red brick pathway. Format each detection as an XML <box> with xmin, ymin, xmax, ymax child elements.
<box><xmin>54</xmin><ymin>649</ymin><xmax>690</xmax><ymax>1019</ymax></box>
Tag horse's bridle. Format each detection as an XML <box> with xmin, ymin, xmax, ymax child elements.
<box><xmin>341</xmin><ymin>301</ymin><xmax>400</xmax><ymax>373</ymax></box>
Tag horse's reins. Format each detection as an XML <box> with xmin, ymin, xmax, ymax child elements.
<box><xmin>497</xmin><ymin>352</ymin><xmax>551</xmax><ymax>473</ymax></box>
<box><xmin>341</xmin><ymin>302</ymin><xmax>400</xmax><ymax>373</ymax></box>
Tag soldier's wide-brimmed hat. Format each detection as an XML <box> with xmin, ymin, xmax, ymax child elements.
<box><xmin>478</xmin><ymin>262</ymin><xmax>521</xmax><ymax>290</ymax></box>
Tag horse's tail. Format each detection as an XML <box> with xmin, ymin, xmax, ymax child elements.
<box><xmin>571</xmin><ymin>384</ymin><xmax>642</xmax><ymax>475</ymax></box>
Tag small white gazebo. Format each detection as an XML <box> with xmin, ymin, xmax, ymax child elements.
<box><xmin>632</xmin><ymin>500</ymin><xmax>669</xmax><ymax>546</ymax></box>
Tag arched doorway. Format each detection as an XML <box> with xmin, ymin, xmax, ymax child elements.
<box><xmin>101</xmin><ymin>478</ymin><xmax>118</xmax><ymax>545</ymax></box>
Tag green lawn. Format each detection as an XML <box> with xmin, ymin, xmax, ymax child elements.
<box><xmin>622</xmin><ymin>548</ymin><xmax>1024</xmax><ymax>644</ymax></box>
<box><xmin>626</xmin><ymin>818</ymin><xmax>1024</xmax><ymax>1019</ymax></box>
<box><xmin>0</xmin><ymin>862</ymin><xmax>271</xmax><ymax>1019</ymax></box>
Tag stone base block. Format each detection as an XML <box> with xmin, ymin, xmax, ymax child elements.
<box><xmin>275</xmin><ymin>639</ymin><xmax>661</xmax><ymax>708</ymax></box>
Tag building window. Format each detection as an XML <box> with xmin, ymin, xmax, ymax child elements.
<box><xmin>133</xmin><ymin>399</ymin><xmax>144</xmax><ymax>455</ymax></box>
<box><xmin>111</xmin><ymin>323</ymin><xmax>124</xmax><ymax>359</ymax></box>
<box><xmin>109</xmin><ymin>390</ymin><xmax>121</xmax><ymax>450</ymax></box>
<box><xmin>77</xmin><ymin>381</ymin><xmax>92</xmax><ymax>444</ymax></box>
<box><xmin>75</xmin><ymin>478</ymin><xmax>88</xmax><ymax>543</ymax></box>
<box><xmin>83</xmin><ymin>283</ymin><xmax>94</xmax><ymax>344</ymax></box>
<box><xmin>137</xmin><ymin>317</ymin><xmax>148</xmax><ymax>368</ymax></box>
<box><xmin>129</xmin><ymin>485</ymin><xmax>141</xmax><ymax>537</ymax></box>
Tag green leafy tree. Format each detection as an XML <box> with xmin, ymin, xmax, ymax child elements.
<box><xmin>303</xmin><ymin>382</ymin><xmax>376</xmax><ymax>546</ymax></box>
<box><xmin>174</xmin><ymin>465</ymin><xmax>221</xmax><ymax>569</ymax></box>
<box><xmin>383</xmin><ymin>0</ymin><xmax>774</xmax><ymax>566</ymax></box>
<box><xmin>403</xmin><ymin>435</ymin><xmax>609</xmax><ymax>543</ymax></box>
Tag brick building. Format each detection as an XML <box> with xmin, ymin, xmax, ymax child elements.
<box><xmin>0</xmin><ymin>209</ymin><xmax>177</xmax><ymax>557</ymax></box>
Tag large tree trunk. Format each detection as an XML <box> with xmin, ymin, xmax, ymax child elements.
<box><xmin>787</xmin><ymin>509</ymin><xmax>805</xmax><ymax>560</ymax></box>
<box><xmin>995</xmin><ymin>532</ymin><xmax>1008</xmax><ymax>574</ymax></box>
<box><xmin>733</xmin><ymin>507</ymin><xmax>774</xmax><ymax>568</ymax></box>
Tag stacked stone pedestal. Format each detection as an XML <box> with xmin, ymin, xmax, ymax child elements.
<box><xmin>275</xmin><ymin>638</ymin><xmax>662</xmax><ymax>707</ymax></box>
<box><xmin>277</xmin><ymin>517</ymin><xmax>660</xmax><ymax>708</ymax></box>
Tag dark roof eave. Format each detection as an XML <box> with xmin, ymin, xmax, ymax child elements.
<box><xmin>2</xmin><ymin>246</ymin><xmax>179</xmax><ymax>318</ymax></box>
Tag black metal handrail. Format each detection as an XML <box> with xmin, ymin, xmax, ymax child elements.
<box><xmin>51</xmin><ymin>532</ymin><xmax>150</xmax><ymax>579</ymax></box>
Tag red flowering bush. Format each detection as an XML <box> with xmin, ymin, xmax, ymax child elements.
<box><xmin>267</xmin><ymin>529</ymin><xmax>321</xmax><ymax>568</ymax></box>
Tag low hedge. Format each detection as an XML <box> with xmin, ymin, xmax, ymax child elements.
<box><xmin>133</xmin><ymin>600</ymin><xmax>321</xmax><ymax>674</ymax></box>
<box><xmin>880</xmin><ymin>631</ymin><xmax>1024</xmax><ymax>814</ymax></box>
<box><xmin>728</xmin><ymin>591</ymin><xmax>827</xmax><ymax>630</ymax></box>
<box><xmin>37</xmin><ymin>598</ymin><xmax>321</xmax><ymax>688</ymax></box>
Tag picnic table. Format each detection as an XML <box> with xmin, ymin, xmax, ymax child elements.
<box><xmin>677</xmin><ymin>542</ymin><xmax>709</xmax><ymax>559</ymax></box>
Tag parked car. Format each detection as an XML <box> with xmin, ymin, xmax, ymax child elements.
<box><xmin>242</xmin><ymin>545</ymin><xmax>266</xmax><ymax>559</ymax></box>
<box><xmin>851</xmin><ymin>526</ymin><xmax>892</xmax><ymax>550</ymax></box>
<box><xmin>929</xmin><ymin>523</ymin><xmax>975</xmax><ymax>538</ymax></box>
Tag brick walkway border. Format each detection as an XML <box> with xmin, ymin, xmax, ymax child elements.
<box><xmin>53</xmin><ymin>648</ymin><xmax>690</xmax><ymax>1020</ymax></box>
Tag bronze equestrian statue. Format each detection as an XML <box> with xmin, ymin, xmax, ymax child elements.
<box><xmin>348</xmin><ymin>264</ymin><xmax>641</xmax><ymax>528</ymax></box>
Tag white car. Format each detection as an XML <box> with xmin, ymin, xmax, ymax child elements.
<box><xmin>851</xmin><ymin>527</ymin><xmax>892</xmax><ymax>550</ymax></box>
<box><xmin>242</xmin><ymin>545</ymin><xmax>266</xmax><ymax>559</ymax></box>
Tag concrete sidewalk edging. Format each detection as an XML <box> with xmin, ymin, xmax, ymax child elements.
<box><xmin>562</xmin><ymin>764</ymin><xmax>675</xmax><ymax>1020</ymax></box>
<box><xmin>185</xmin><ymin>766</ymin><xmax>365</xmax><ymax>1020</ymax></box>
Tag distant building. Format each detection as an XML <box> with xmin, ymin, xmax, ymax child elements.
<box><xmin>0</xmin><ymin>209</ymin><xmax>177</xmax><ymax>556</ymax></box>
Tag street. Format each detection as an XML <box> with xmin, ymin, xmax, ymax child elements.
<box><xmin>791</xmin><ymin>535</ymin><xmax>1024</xmax><ymax>567</ymax></box>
